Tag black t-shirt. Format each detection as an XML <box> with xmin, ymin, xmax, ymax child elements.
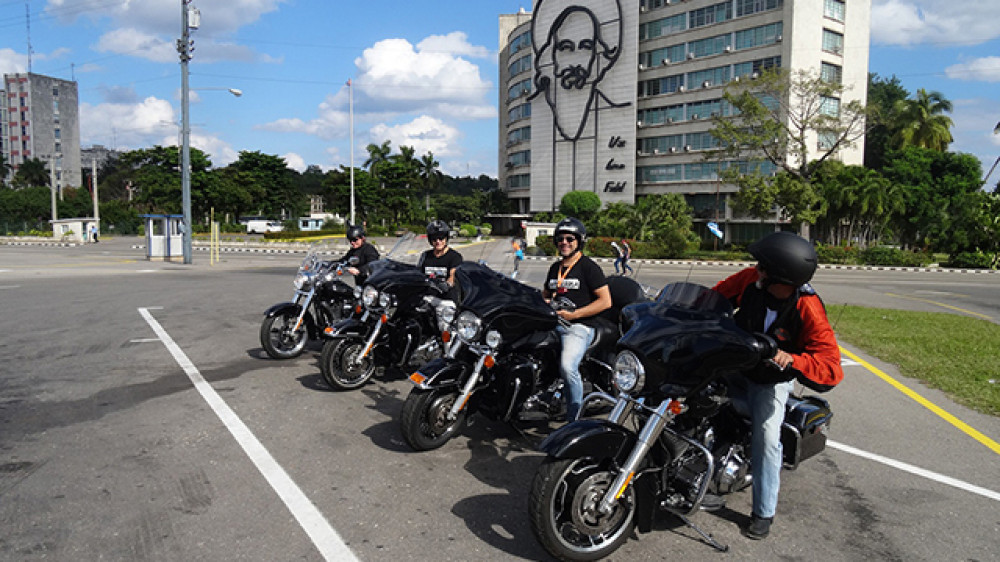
<box><xmin>341</xmin><ymin>242</ymin><xmax>380</xmax><ymax>284</ymax></box>
<box><xmin>544</xmin><ymin>255</ymin><xmax>607</xmax><ymax>326</ymax></box>
<box><xmin>417</xmin><ymin>248</ymin><xmax>463</xmax><ymax>280</ymax></box>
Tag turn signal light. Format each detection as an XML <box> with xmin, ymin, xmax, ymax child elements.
<box><xmin>324</xmin><ymin>326</ymin><xmax>333</xmax><ymax>334</ymax></box>
<box><xmin>355</xmin><ymin>305</ymin><xmax>363</xmax><ymax>314</ymax></box>
<box><xmin>409</xmin><ymin>372</ymin><xmax>427</xmax><ymax>385</ymax></box>
<box><xmin>483</xmin><ymin>355</ymin><xmax>495</xmax><ymax>368</ymax></box>
<box><xmin>442</xmin><ymin>331</ymin><xmax>451</xmax><ymax>342</ymax></box>
<box><xmin>380</xmin><ymin>313</ymin><xmax>388</xmax><ymax>323</ymax></box>
<box><xmin>667</xmin><ymin>399</ymin><xmax>683</xmax><ymax>415</ymax></box>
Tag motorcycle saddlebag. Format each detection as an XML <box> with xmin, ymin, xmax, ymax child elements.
<box><xmin>780</xmin><ymin>395</ymin><xmax>832</xmax><ymax>469</ymax></box>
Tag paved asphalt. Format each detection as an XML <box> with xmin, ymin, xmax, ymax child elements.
<box><xmin>1</xmin><ymin>236</ymin><xmax>998</xmax><ymax>561</ymax></box>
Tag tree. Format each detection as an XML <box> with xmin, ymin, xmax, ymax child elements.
<box><xmin>711</xmin><ymin>68</ymin><xmax>870</xmax><ymax>228</ymax></box>
<box><xmin>593</xmin><ymin>194</ymin><xmax>698</xmax><ymax>256</ymax></box>
<box><xmin>865</xmin><ymin>73</ymin><xmax>910</xmax><ymax>170</ymax></box>
<box><xmin>0</xmin><ymin>153</ymin><xmax>11</xmax><ymax>184</ymax></box>
<box><xmin>226</xmin><ymin>151</ymin><xmax>303</xmax><ymax>218</ymax></box>
<box><xmin>417</xmin><ymin>151</ymin><xmax>442</xmax><ymax>217</ymax></box>
<box><xmin>11</xmin><ymin>158</ymin><xmax>50</xmax><ymax>189</ymax></box>
<box><xmin>119</xmin><ymin>146</ymin><xmax>212</xmax><ymax>215</ymax></box>
<box><xmin>559</xmin><ymin>190</ymin><xmax>602</xmax><ymax>219</ymax></box>
<box><xmin>889</xmin><ymin>88</ymin><xmax>954</xmax><ymax>152</ymax></box>
<box><xmin>363</xmin><ymin>140</ymin><xmax>392</xmax><ymax>183</ymax></box>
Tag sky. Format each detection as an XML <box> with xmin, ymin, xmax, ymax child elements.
<box><xmin>1</xmin><ymin>0</ymin><xmax>999</xmax><ymax>180</ymax></box>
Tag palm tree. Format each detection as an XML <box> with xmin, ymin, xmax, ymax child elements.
<box><xmin>890</xmin><ymin>88</ymin><xmax>954</xmax><ymax>151</ymax></box>
<box><xmin>417</xmin><ymin>151</ymin><xmax>441</xmax><ymax>215</ymax></box>
<box><xmin>12</xmin><ymin>157</ymin><xmax>50</xmax><ymax>189</ymax></box>
<box><xmin>363</xmin><ymin>140</ymin><xmax>392</xmax><ymax>183</ymax></box>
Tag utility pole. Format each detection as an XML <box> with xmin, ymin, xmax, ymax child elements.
<box><xmin>177</xmin><ymin>0</ymin><xmax>199</xmax><ymax>264</ymax></box>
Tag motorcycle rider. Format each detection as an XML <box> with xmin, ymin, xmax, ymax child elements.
<box><xmin>338</xmin><ymin>224</ymin><xmax>380</xmax><ymax>285</ymax></box>
<box><xmin>540</xmin><ymin>217</ymin><xmax>611</xmax><ymax>421</ymax></box>
<box><xmin>417</xmin><ymin>220</ymin><xmax>463</xmax><ymax>287</ymax></box>
<box><xmin>711</xmin><ymin>231</ymin><xmax>843</xmax><ymax>540</ymax></box>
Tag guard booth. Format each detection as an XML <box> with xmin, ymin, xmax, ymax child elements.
<box><xmin>141</xmin><ymin>214</ymin><xmax>184</xmax><ymax>261</ymax></box>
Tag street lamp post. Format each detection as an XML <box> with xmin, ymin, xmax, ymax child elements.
<box><xmin>178</xmin><ymin>0</ymin><xmax>196</xmax><ymax>264</ymax></box>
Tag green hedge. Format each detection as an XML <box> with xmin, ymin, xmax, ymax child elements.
<box><xmin>946</xmin><ymin>251</ymin><xmax>995</xmax><ymax>269</ymax></box>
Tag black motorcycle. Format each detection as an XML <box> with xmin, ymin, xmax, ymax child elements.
<box><xmin>399</xmin><ymin>262</ymin><xmax>648</xmax><ymax>451</ymax></box>
<box><xmin>527</xmin><ymin>281</ymin><xmax>833</xmax><ymax>559</ymax></box>
<box><xmin>318</xmin><ymin>256</ymin><xmax>457</xmax><ymax>391</ymax></box>
<box><xmin>259</xmin><ymin>247</ymin><xmax>357</xmax><ymax>360</ymax></box>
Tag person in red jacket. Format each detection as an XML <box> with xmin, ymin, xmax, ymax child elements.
<box><xmin>712</xmin><ymin>231</ymin><xmax>843</xmax><ymax>540</ymax></box>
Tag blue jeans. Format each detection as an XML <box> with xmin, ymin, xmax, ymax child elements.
<box><xmin>556</xmin><ymin>322</ymin><xmax>594</xmax><ymax>421</ymax></box>
<box><xmin>614</xmin><ymin>257</ymin><xmax>632</xmax><ymax>275</ymax></box>
<box><xmin>730</xmin><ymin>377</ymin><xmax>794</xmax><ymax>519</ymax></box>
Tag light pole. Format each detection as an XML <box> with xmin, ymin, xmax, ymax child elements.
<box><xmin>177</xmin><ymin>0</ymin><xmax>198</xmax><ymax>264</ymax></box>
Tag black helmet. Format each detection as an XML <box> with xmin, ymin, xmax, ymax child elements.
<box><xmin>554</xmin><ymin>217</ymin><xmax>587</xmax><ymax>244</ymax></box>
<box><xmin>426</xmin><ymin>220</ymin><xmax>450</xmax><ymax>240</ymax></box>
<box><xmin>346</xmin><ymin>225</ymin><xmax>365</xmax><ymax>241</ymax></box>
<box><xmin>748</xmin><ymin>231</ymin><xmax>818</xmax><ymax>286</ymax></box>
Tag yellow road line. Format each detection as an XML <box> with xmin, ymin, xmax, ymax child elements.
<box><xmin>885</xmin><ymin>292</ymin><xmax>992</xmax><ymax>321</ymax></box>
<box><xmin>840</xmin><ymin>347</ymin><xmax>1000</xmax><ymax>456</ymax></box>
<box><xmin>2</xmin><ymin>259</ymin><xmax>137</xmax><ymax>268</ymax></box>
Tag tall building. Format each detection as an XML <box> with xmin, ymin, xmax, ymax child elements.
<box><xmin>1</xmin><ymin>73</ymin><xmax>83</xmax><ymax>190</ymax></box>
<box><xmin>498</xmin><ymin>0</ymin><xmax>870</xmax><ymax>243</ymax></box>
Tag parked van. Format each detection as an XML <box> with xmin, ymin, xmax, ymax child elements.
<box><xmin>245</xmin><ymin>219</ymin><xmax>284</xmax><ymax>234</ymax></box>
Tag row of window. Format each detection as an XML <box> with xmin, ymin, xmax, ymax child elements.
<box><xmin>638</xmin><ymin>21</ymin><xmax>782</xmax><ymax>68</ymax></box>
<box><xmin>507</xmin><ymin>150</ymin><xmax>531</xmax><ymax>167</ymax></box>
<box><xmin>509</xmin><ymin>31</ymin><xmax>532</xmax><ymax>55</ymax></box>
<box><xmin>508</xmin><ymin>54</ymin><xmax>532</xmax><ymax>78</ymax></box>
<box><xmin>640</xmin><ymin>0</ymin><xmax>783</xmax><ymax>40</ymax></box>
<box><xmin>508</xmin><ymin>102</ymin><xmax>531</xmax><ymax>123</ymax></box>
<box><xmin>507</xmin><ymin>126</ymin><xmax>531</xmax><ymax>146</ymax></box>
<box><xmin>639</xmin><ymin>159</ymin><xmax>778</xmax><ymax>183</ymax></box>
<box><xmin>638</xmin><ymin>98</ymin><xmax>731</xmax><ymax>126</ymax></box>
<box><xmin>506</xmin><ymin>173</ymin><xmax>530</xmax><ymax>189</ymax></box>
<box><xmin>638</xmin><ymin>131</ymin><xmax>720</xmax><ymax>153</ymax></box>
<box><xmin>638</xmin><ymin>56</ymin><xmax>780</xmax><ymax>97</ymax></box>
<box><xmin>507</xmin><ymin>79</ymin><xmax>532</xmax><ymax>102</ymax></box>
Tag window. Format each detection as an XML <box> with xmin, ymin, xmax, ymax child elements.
<box><xmin>507</xmin><ymin>126</ymin><xmax>531</xmax><ymax>145</ymax></box>
<box><xmin>734</xmin><ymin>22</ymin><xmax>783</xmax><ymax>50</ymax></box>
<box><xmin>733</xmin><ymin>56</ymin><xmax>782</xmax><ymax>79</ymax></box>
<box><xmin>688</xmin><ymin>34</ymin><xmax>732</xmax><ymax>58</ymax></box>
<box><xmin>685</xmin><ymin>162</ymin><xmax>719</xmax><ymax>180</ymax></box>
<box><xmin>639</xmin><ymin>134</ymin><xmax>684</xmax><ymax>154</ymax></box>
<box><xmin>735</xmin><ymin>0</ymin><xmax>783</xmax><ymax>17</ymax></box>
<box><xmin>508</xmin><ymin>54</ymin><xmax>532</xmax><ymax>77</ymax></box>
<box><xmin>820</xmin><ymin>96</ymin><xmax>840</xmax><ymax>117</ymax></box>
<box><xmin>687</xmin><ymin>66</ymin><xmax>730</xmax><ymax>89</ymax></box>
<box><xmin>639</xmin><ymin>74</ymin><xmax>685</xmax><ymax>97</ymax></box>
<box><xmin>638</xmin><ymin>103</ymin><xmax>685</xmax><ymax>125</ymax></box>
<box><xmin>509</xmin><ymin>31</ymin><xmax>531</xmax><ymax>55</ymax></box>
<box><xmin>818</xmin><ymin>130</ymin><xmax>838</xmax><ymax>149</ymax></box>
<box><xmin>639</xmin><ymin>164</ymin><xmax>682</xmax><ymax>183</ymax></box>
<box><xmin>506</xmin><ymin>174</ymin><xmax>530</xmax><ymax>188</ymax></box>
<box><xmin>686</xmin><ymin>132</ymin><xmax>719</xmax><ymax>151</ymax></box>
<box><xmin>508</xmin><ymin>103</ymin><xmax>531</xmax><ymax>122</ymax></box>
<box><xmin>640</xmin><ymin>44</ymin><xmax>685</xmax><ymax>67</ymax></box>
<box><xmin>508</xmin><ymin>79</ymin><xmax>531</xmax><ymax>101</ymax></box>
<box><xmin>508</xmin><ymin>150</ymin><xmax>531</xmax><ymax>167</ymax></box>
<box><xmin>821</xmin><ymin>62</ymin><xmax>842</xmax><ymax>84</ymax></box>
<box><xmin>687</xmin><ymin>98</ymin><xmax>726</xmax><ymax>120</ymax></box>
<box><xmin>55</xmin><ymin>128</ymin><xmax>61</xmax><ymax>139</ymax></box>
<box><xmin>822</xmin><ymin>29</ymin><xmax>844</xmax><ymax>54</ymax></box>
<box><xmin>641</xmin><ymin>13</ymin><xmax>686</xmax><ymax>40</ymax></box>
<box><xmin>824</xmin><ymin>0</ymin><xmax>845</xmax><ymax>22</ymax></box>
<box><xmin>690</xmin><ymin>3</ymin><xmax>732</xmax><ymax>29</ymax></box>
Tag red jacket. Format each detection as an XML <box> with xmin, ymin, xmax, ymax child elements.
<box><xmin>712</xmin><ymin>268</ymin><xmax>843</xmax><ymax>392</ymax></box>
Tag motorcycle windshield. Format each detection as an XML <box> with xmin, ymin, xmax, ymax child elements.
<box><xmin>454</xmin><ymin>262</ymin><xmax>556</xmax><ymax>323</ymax></box>
<box><xmin>364</xmin><ymin>259</ymin><xmax>428</xmax><ymax>290</ymax></box>
<box><xmin>654</xmin><ymin>282</ymin><xmax>734</xmax><ymax>316</ymax></box>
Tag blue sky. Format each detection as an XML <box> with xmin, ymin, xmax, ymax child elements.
<box><xmin>2</xmin><ymin>0</ymin><xmax>999</xmax><ymax>180</ymax></box>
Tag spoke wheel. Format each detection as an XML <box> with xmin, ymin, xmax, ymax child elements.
<box><xmin>260</xmin><ymin>311</ymin><xmax>308</xmax><ymax>359</ymax></box>
<box><xmin>529</xmin><ymin>457</ymin><xmax>635</xmax><ymax>561</ymax></box>
<box><xmin>320</xmin><ymin>338</ymin><xmax>378</xmax><ymax>391</ymax></box>
<box><xmin>400</xmin><ymin>388</ymin><xmax>466</xmax><ymax>451</ymax></box>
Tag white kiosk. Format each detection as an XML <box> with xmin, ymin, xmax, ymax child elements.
<box><xmin>141</xmin><ymin>214</ymin><xmax>184</xmax><ymax>261</ymax></box>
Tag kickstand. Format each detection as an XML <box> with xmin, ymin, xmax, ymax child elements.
<box><xmin>675</xmin><ymin>513</ymin><xmax>729</xmax><ymax>552</ymax></box>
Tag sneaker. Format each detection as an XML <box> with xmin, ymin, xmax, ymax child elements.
<box><xmin>742</xmin><ymin>514</ymin><xmax>772</xmax><ymax>540</ymax></box>
<box><xmin>699</xmin><ymin>493</ymin><xmax>726</xmax><ymax>512</ymax></box>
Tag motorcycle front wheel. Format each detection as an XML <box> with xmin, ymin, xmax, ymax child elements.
<box><xmin>319</xmin><ymin>338</ymin><xmax>380</xmax><ymax>391</ymax></box>
<box><xmin>400</xmin><ymin>387</ymin><xmax>466</xmax><ymax>451</ymax></box>
<box><xmin>529</xmin><ymin>457</ymin><xmax>635</xmax><ymax>561</ymax></box>
<box><xmin>260</xmin><ymin>312</ymin><xmax>308</xmax><ymax>359</ymax></box>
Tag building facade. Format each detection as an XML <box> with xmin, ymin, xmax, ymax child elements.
<box><xmin>498</xmin><ymin>0</ymin><xmax>871</xmax><ymax>243</ymax></box>
<box><xmin>1</xmin><ymin>73</ymin><xmax>82</xmax><ymax>190</ymax></box>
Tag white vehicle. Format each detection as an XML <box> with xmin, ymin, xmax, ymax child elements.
<box><xmin>246</xmin><ymin>219</ymin><xmax>284</xmax><ymax>234</ymax></box>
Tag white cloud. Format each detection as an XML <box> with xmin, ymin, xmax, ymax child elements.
<box><xmin>945</xmin><ymin>98</ymin><xmax>1000</xmax><ymax>169</ymax></box>
<box><xmin>95</xmin><ymin>28</ymin><xmax>176</xmax><ymax>63</ymax></box>
<box><xmin>368</xmin><ymin>116</ymin><xmax>462</xmax><ymax>158</ymax></box>
<box><xmin>0</xmin><ymin>48</ymin><xmax>28</xmax><ymax>74</ymax></box>
<box><xmin>80</xmin><ymin>96</ymin><xmax>178</xmax><ymax>149</ymax></box>
<box><xmin>945</xmin><ymin>57</ymin><xmax>1000</xmax><ymax>82</ymax></box>
<box><xmin>283</xmin><ymin>152</ymin><xmax>307</xmax><ymax>172</ymax></box>
<box><xmin>416</xmin><ymin>32</ymin><xmax>492</xmax><ymax>59</ymax></box>
<box><xmin>871</xmin><ymin>0</ymin><xmax>1000</xmax><ymax>46</ymax></box>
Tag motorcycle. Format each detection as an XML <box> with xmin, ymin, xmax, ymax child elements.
<box><xmin>318</xmin><ymin>235</ymin><xmax>457</xmax><ymax>391</ymax></box>
<box><xmin>399</xmin><ymin>262</ymin><xmax>648</xmax><ymax>451</ymax></box>
<box><xmin>527</xmin><ymin>281</ymin><xmax>834</xmax><ymax>560</ymax></box>
<box><xmin>259</xmin><ymin>244</ymin><xmax>357</xmax><ymax>359</ymax></box>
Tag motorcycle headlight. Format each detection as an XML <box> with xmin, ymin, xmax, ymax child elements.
<box><xmin>485</xmin><ymin>330</ymin><xmax>503</xmax><ymax>350</ymax></box>
<box><xmin>455</xmin><ymin>311</ymin><xmax>482</xmax><ymax>342</ymax></box>
<box><xmin>613</xmin><ymin>350</ymin><xmax>646</xmax><ymax>395</ymax></box>
<box><xmin>293</xmin><ymin>272</ymin><xmax>311</xmax><ymax>290</ymax></box>
<box><xmin>378</xmin><ymin>292</ymin><xmax>392</xmax><ymax>308</ymax></box>
<box><xmin>362</xmin><ymin>285</ymin><xmax>379</xmax><ymax>307</ymax></box>
<box><xmin>436</xmin><ymin>302</ymin><xmax>457</xmax><ymax>330</ymax></box>
<box><xmin>353</xmin><ymin>286</ymin><xmax>363</xmax><ymax>299</ymax></box>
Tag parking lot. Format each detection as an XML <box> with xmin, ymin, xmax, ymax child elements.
<box><xmin>1</xmin><ymin>238</ymin><xmax>998</xmax><ymax>561</ymax></box>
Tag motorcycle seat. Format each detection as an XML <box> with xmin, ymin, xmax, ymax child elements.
<box><xmin>588</xmin><ymin>317</ymin><xmax>619</xmax><ymax>352</ymax></box>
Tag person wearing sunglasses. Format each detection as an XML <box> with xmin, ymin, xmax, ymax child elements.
<box><xmin>338</xmin><ymin>224</ymin><xmax>380</xmax><ymax>285</ymax></box>
<box><xmin>417</xmin><ymin>220</ymin><xmax>463</xmax><ymax>288</ymax></box>
<box><xmin>540</xmin><ymin>217</ymin><xmax>611</xmax><ymax>421</ymax></box>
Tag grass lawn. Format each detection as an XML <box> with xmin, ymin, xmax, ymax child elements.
<box><xmin>833</xmin><ymin>306</ymin><xmax>1000</xmax><ymax>416</ymax></box>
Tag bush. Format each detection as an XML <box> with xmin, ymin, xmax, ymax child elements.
<box><xmin>945</xmin><ymin>251</ymin><xmax>994</xmax><ymax>269</ymax></box>
<box><xmin>859</xmin><ymin>246</ymin><xmax>931</xmax><ymax>267</ymax></box>
<box><xmin>816</xmin><ymin>244</ymin><xmax>860</xmax><ymax>265</ymax></box>
<box><xmin>459</xmin><ymin>223</ymin><xmax>478</xmax><ymax>237</ymax></box>
<box><xmin>479</xmin><ymin>223</ymin><xmax>492</xmax><ymax>236</ymax></box>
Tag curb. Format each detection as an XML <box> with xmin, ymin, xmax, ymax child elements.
<box><xmin>522</xmin><ymin>255</ymin><xmax>999</xmax><ymax>274</ymax></box>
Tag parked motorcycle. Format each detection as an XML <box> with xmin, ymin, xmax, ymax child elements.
<box><xmin>259</xmin><ymin>245</ymin><xmax>357</xmax><ymax>359</ymax></box>
<box><xmin>318</xmin><ymin>240</ymin><xmax>457</xmax><ymax>391</ymax></box>
<box><xmin>527</xmin><ymin>281</ymin><xmax>833</xmax><ymax>559</ymax></box>
<box><xmin>399</xmin><ymin>263</ymin><xmax>648</xmax><ymax>451</ymax></box>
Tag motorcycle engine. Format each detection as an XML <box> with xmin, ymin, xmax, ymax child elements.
<box><xmin>714</xmin><ymin>444</ymin><xmax>752</xmax><ymax>494</ymax></box>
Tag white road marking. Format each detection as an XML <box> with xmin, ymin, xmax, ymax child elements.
<box><xmin>0</xmin><ymin>285</ymin><xmax>20</xmax><ymax>289</ymax></box>
<box><xmin>129</xmin><ymin>338</ymin><xmax>162</xmax><ymax>343</ymax></box>
<box><xmin>827</xmin><ymin>440</ymin><xmax>1000</xmax><ymax>502</ymax></box>
<box><xmin>138</xmin><ymin>307</ymin><xmax>358</xmax><ymax>561</ymax></box>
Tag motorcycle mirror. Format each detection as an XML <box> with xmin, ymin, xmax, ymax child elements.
<box><xmin>348</xmin><ymin>256</ymin><xmax>360</xmax><ymax>266</ymax></box>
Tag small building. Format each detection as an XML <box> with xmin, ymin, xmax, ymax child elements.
<box><xmin>51</xmin><ymin>217</ymin><xmax>98</xmax><ymax>243</ymax></box>
<box><xmin>298</xmin><ymin>217</ymin><xmax>325</xmax><ymax>232</ymax></box>
<box><xmin>522</xmin><ymin>221</ymin><xmax>557</xmax><ymax>248</ymax></box>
